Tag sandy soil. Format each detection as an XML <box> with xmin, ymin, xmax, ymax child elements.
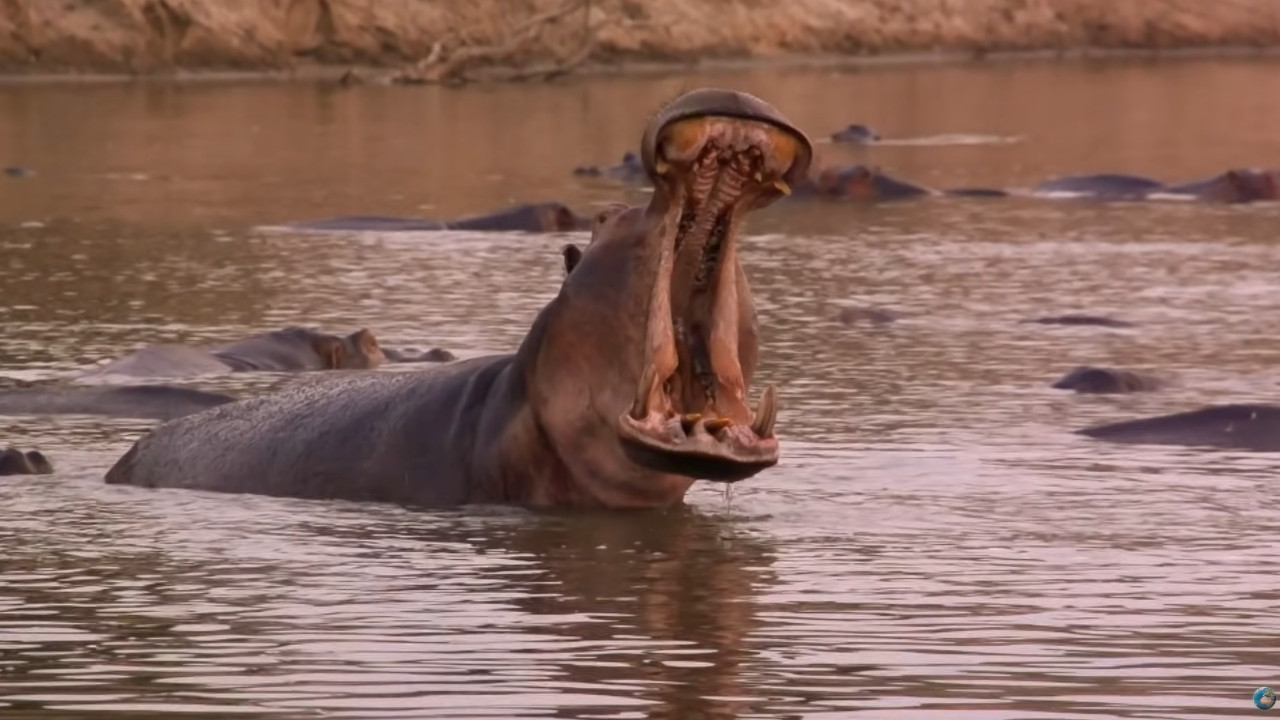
<box><xmin>1</xmin><ymin>0</ymin><xmax>1278</xmax><ymax>79</ymax></box>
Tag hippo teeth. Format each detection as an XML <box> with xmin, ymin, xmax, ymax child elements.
<box><xmin>630</xmin><ymin>364</ymin><xmax>659</xmax><ymax>421</ymax></box>
<box><xmin>750</xmin><ymin>385</ymin><xmax>778</xmax><ymax>438</ymax></box>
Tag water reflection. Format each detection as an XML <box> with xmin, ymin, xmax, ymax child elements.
<box><xmin>1</xmin><ymin>487</ymin><xmax>776</xmax><ymax>719</ymax></box>
<box><xmin>2</xmin><ymin>57</ymin><xmax>1280</xmax><ymax>719</ymax></box>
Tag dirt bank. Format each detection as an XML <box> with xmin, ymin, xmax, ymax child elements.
<box><xmin>2</xmin><ymin>0</ymin><xmax>1279</xmax><ymax>80</ymax></box>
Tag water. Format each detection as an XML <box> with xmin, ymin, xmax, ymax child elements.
<box><xmin>2</xmin><ymin>56</ymin><xmax>1280</xmax><ymax>719</ymax></box>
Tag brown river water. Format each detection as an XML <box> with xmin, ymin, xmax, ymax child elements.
<box><xmin>2</xmin><ymin>56</ymin><xmax>1279</xmax><ymax>719</ymax></box>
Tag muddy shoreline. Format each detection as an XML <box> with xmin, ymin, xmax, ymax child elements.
<box><xmin>1</xmin><ymin>44</ymin><xmax>1278</xmax><ymax>86</ymax></box>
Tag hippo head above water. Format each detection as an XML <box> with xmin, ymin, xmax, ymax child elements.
<box><xmin>527</xmin><ymin>89</ymin><xmax>813</xmax><ymax>487</ymax></box>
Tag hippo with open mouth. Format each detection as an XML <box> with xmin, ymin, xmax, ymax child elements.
<box><xmin>105</xmin><ymin>88</ymin><xmax>813</xmax><ymax>510</ymax></box>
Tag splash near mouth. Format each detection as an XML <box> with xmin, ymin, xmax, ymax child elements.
<box><xmin>618</xmin><ymin>91</ymin><xmax>811</xmax><ymax>483</ymax></box>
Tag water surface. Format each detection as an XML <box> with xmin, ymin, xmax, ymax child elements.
<box><xmin>2</xmin><ymin>56</ymin><xmax>1279</xmax><ymax>719</ymax></box>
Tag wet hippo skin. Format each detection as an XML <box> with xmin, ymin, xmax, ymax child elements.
<box><xmin>0</xmin><ymin>385</ymin><xmax>238</xmax><ymax>421</ymax></box>
<box><xmin>1159</xmin><ymin>169</ymin><xmax>1280</xmax><ymax>203</ymax></box>
<box><xmin>1024</xmin><ymin>315</ymin><xmax>1135</xmax><ymax>329</ymax></box>
<box><xmin>0</xmin><ymin>447</ymin><xmax>53</xmax><ymax>475</ymax></box>
<box><xmin>81</xmin><ymin>327</ymin><xmax>386</xmax><ymax>380</ymax></box>
<box><xmin>572</xmin><ymin>151</ymin><xmax>648</xmax><ymax>185</ymax></box>
<box><xmin>829</xmin><ymin>124</ymin><xmax>881</xmax><ymax>144</ymax></box>
<box><xmin>104</xmin><ymin>88</ymin><xmax>813</xmax><ymax>511</ymax></box>
<box><xmin>286</xmin><ymin>202</ymin><xmax>592</xmax><ymax>233</ymax></box>
<box><xmin>1051</xmin><ymin>366</ymin><xmax>1164</xmax><ymax>394</ymax></box>
<box><xmin>1078</xmin><ymin>404</ymin><xmax>1280</xmax><ymax>451</ymax></box>
<box><xmin>792</xmin><ymin>165</ymin><xmax>1008</xmax><ymax>202</ymax></box>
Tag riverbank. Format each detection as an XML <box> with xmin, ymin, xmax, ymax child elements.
<box><xmin>2</xmin><ymin>0</ymin><xmax>1279</xmax><ymax>82</ymax></box>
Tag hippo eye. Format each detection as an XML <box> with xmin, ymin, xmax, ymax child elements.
<box><xmin>593</xmin><ymin>203</ymin><xmax>629</xmax><ymax>230</ymax></box>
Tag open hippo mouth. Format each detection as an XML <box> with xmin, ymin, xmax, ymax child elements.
<box><xmin>616</xmin><ymin>89</ymin><xmax>812</xmax><ymax>483</ymax></box>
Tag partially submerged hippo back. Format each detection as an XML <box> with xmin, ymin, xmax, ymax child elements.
<box><xmin>801</xmin><ymin>165</ymin><xmax>932</xmax><ymax>202</ymax></box>
<box><xmin>1051</xmin><ymin>366</ymin><xmax>1163</xmax><ymax>394</ymax></box>
<box><xmin>284</xmin><ymin>215</ymin><xmax>450</xmax><ymax>232</ymax></box>
<box><xmin>0</xmin><ymin>385</ymin><xmax>237</xmax><ymax>421</ymax></box>
<box><xmin>212</xmin><ymin>327</ymin><xmax>385</xmax><ymax>372</ymax></box>
<box><xmin>446</xmin><ymin>202</ymin><xmax>591</xmax><ymax>233</ymax></box>
<box><xmin>1160</xmin><ymin>169</ymin><xmax>1280</xmax><ymax>203</ymax></box>
<box><xmin>838</xmin><ymin>305</ymin><xmax>901</xmax><ymax>326</ymax></box>
<box><xmin>1033</xmin><ymin>173</ymin><xmax>1163</xmax><ymax>199</ymax></box>
<box><xmin>0</xmin><ymin>448</ymin><xmax>53</xmax><ymax>475</ymax></box>
<box><xmin>830</xmin><ymin>124</ymin><xmax>881</xmax><ymax>144</ymax></box>
<box><xmin>1025</xmin><ymin>314</ymin><xmax>1135</xmax><ymax>329</ymax></box>
<box><xmin>383</xmin><ymin>347</ymin><xmax>457</xmax><ymax>363</ymax></box>
<box><xmin>84</xmin><ymin>344</ymin><xmax>235</xmax><ymax>380</ymax></box>
<box><xmin>1079</xmin><ymin>404</ymin><xmax>1280</xmax><ymax>451</ymax></box>
<box><xmin>572</xmin><ymin>151</ymin><xmax>648</xmax><ymax>184</ymax></box>
<box><xmin>105</xmin><ymin>87</ymin><xmax>814</xmax><ymax>510</ymax></box>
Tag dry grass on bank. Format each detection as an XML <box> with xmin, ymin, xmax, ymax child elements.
<box><xmin>1</xmin><ymin>0</ymin><xmax>1278</xmax><ymax>80</ymax></box>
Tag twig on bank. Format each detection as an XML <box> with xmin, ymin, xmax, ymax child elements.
<box><xmin>392</xmin><ymin>0</ymin><xmax>596</xmax><ymax>86</ymax></box>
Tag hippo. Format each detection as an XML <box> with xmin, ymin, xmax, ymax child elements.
<box><xmin>0</xmin><ymin>448</ymin><xmax>53</xmax><ymax>475</ymax></box>
<box><xmin>830</xmin><ymin>124</ymin><xmax>881</xmax><ymax>144</ymax></box>
<box><xmin>572</xmin><ymin>151</ymin><xmax>648</xmax><ymax>185</ymax></box>
<box><xmin>1158</xmin><ymin>169</ymin><xmax>1280</xmax><ymax>203</ymax></box>
<box><xmin>1024</xmin><ymin>315</ymin><xmax>1135</xmax><ymax>329</ymax></box>
<box><xmin>1032</xmin><ymin>173</ymin><xmax>1164</xmax><ymax>200</ymax></box>
<box><xmin>103</xmin><ymin>87</ymin><xmax>813</xmax><ymax>510</ymax></box>
<box><xmin>796</xmin><ymin>165</ymin><xmax>931</xmax><ymax>201</ymax></box>
<box><xmin>1051</xmin><ymin>366</ymin><xmax>1164</xmax><ymax>394</ymax></box>
<box><xmin>383</xmin><ymin>347</ymin><xmax>457</xmax><ymax>363</ymax></box>
<box><xmin>794</xmin><ymin>165</ymin><xmax>1008</xmax><ymax>202</ymax></box>
<box><xmin>285</xmin><ymin>202</ymin><xmax>591</xmax><ymax>233</ymax></box>
<box><xmin>82</xmin><ymin>326</ymin><xmax>386</xmax><ymax>381</ymax></box>
<box><xmin>0</xmin><ymin>384</ymin><xmax>236</xmax><ymax>421</ymax></box>
<box><xmin>838</xmin><ymin>305</ymin><xmax>901</xmax><ymax>326</ymax></box>
<box><xmin>1078</xmin><ymin>404</ymin><xmax>1280</xmax><ymax>451</ymax></box>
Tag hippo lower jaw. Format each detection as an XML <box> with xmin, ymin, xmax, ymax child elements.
<box><xmin>616</xmin><ymin>114</ymin><xmax>801</xmax><ymax>483</ymax></box>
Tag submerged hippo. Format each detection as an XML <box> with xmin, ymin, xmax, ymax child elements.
<box><xmin>572</xmin><ymin>151</ymin><xmax>648</xmax><ymax>185</ymax></box>
<box><xmin>1032</xmin><ymin>173</ymin><xmax>1164</xmax><ymax>200</ymax></box>
<box><xmin>1078</xmin><ymin>404</ymin><xmax>1280</xmax><ymax>451</ymax></box>
<box><xmin>1159</xmin><ymin>169</ymin><xmax>1280</xmax><ymax>203</ymax></box>
<box><xmin>105</xmin><ymin>88</ymin><xmax>813</xmax><ymax>510</ymax></box>
<box><xmin>383</xmin><ymin>347</ymin><xmax>458</xmax><ymax>363</ymax></box>
<box><xmin>837</xmin><ymin>305</ymin><xmax>901</xmax><ymax>326</ymax></box>
<box><xmin>794</xmin><ymin>165</ymin><xmax>1007</xmax><ymax>202</ymax></box>
<box><xmin>82</xmin><ymin>327</ymin><xmax>386</xmax><ymax>380</ymax></box>
<box><xmin>1024</xmin><ymin>314</ymin><xmax>1135</xmax><ymax>329</ymax></box>
<box><xmin>286</xmin><ymin>202</ymin><xmax>591</xmax><ymax>233</ymax></box>
<box><xmin>830</xmin><ymin>124</ymin><xmax>881</xmax><ymax>144</ymax></box>
<box><xmin>0</xmin><ymin>385</ymin><xmax>236</xmax><ymax>421</ymax></box>
<box><xmin>0</xmin><ymin>447</ymin><xmax>53</xmax><ymax>476</ymax></box>
<box><xmin>1051</xmin><ymin>366</ymin><xmax>1164</xmax><ymax>394</ymax></box>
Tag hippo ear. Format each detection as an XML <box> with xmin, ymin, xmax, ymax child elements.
<box><xmin>562</xmin><ymin>244</ymin><xmax>583</xmax><ymax>275</ymax></box>
<box><xmin>312</xmin><ymin>336</ymin><xmax>345</xmax><ymax>369</ymax></box>
<box><xmin>352</xmin><ymin>328</ymin><xmax>380</xmax><ymax>354</ymax></box>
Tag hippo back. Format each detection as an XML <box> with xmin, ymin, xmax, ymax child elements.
<box><xmin>80</xmin><ymin>344</ymin><xmax>233</xmax><ymax>381</ymax></box>
<box><xmin>211</xmin><ymin>327</ymin><xmax>338</xmax><ymax>371</ymax></box>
